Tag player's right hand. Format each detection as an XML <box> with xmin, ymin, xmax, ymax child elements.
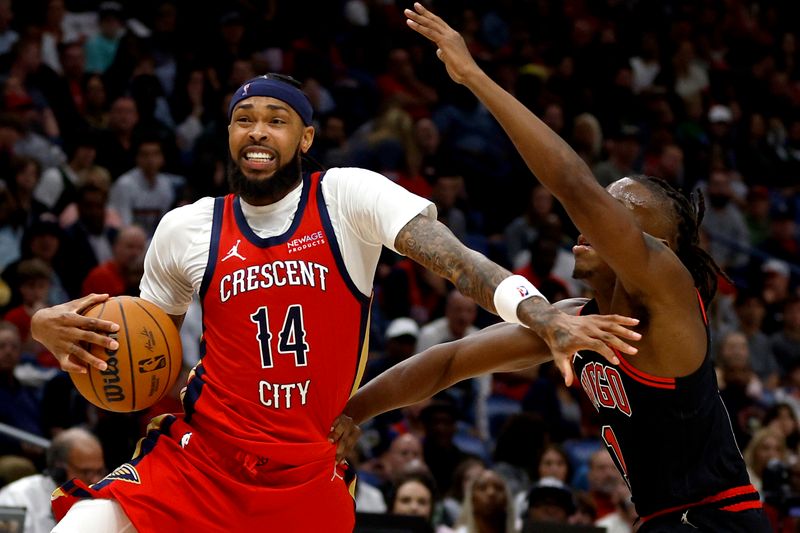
<box><xmin>30</xmin><ymin>293</ymin><xmax>120</xmax><ymax>373</ymax></box>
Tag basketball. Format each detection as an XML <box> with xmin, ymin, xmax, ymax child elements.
<box><xmin>70</xmin><ymin>296</ymin><xmax>183</xmax><ymax>413</ymax></box>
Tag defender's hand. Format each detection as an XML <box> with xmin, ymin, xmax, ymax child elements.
<box><xmin>30</xmin><ymin>293</ymin><xmax>120</xmax><ymax>373</ymax></box>
<box><xmin>327</xmin><ymin>414</ymin><xmax>362</xmax><ymax>464</ymax></box>
<box><xmin>404</xmin><ymin>3</ymin><xmax>481</xmax><ymax>85</ymax></box>
<box><xmin>519</xmin><ymin>298</ymin><xmax>641</xmax><ymax>386</ymax></box>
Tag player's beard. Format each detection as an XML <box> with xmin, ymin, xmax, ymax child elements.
<box><xmin>227</xmin><ymin>146</ymin><xmax>303</xmax><ymax>203</ymax></box>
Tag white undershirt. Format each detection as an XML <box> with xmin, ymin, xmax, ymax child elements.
<box><xmin>140</xmin><ymin>167</ymin><xmax>436</xmax><ymax>315</ymax></box>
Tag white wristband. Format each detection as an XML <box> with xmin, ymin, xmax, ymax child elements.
<box><xmin>493</xmin><ymin>275</ymin><xmax>547</xmax><ymax>325</ymax></box>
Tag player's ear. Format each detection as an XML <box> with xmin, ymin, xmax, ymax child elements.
<box><xmin>301</xmin><ymin>126</ymin><xmax>315</xmax><ymax>153</ymax></box>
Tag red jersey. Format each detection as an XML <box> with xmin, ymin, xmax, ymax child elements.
<box><xmin>187</xmin><ymin>171</ymin><xmax>371</xmax><ymax>465</ymax></box>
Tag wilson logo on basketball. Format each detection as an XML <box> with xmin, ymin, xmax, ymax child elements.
<box><xmin>138</xmin><ymin>355</ymin><xmax>167</xmax><ymax>373</ymax></box>
<box><xmin>100</xmin><ymin>333</ymin><xmax>125</xmax><ymax>403</ymax></box>
<box><xmin>580</xmin><ymin>362</ymin><xmax>632</xmax><ymax>417</ymax></box>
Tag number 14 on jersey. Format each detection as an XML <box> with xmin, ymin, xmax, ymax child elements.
<box><xmin>250</xmin><ymin>305</ymin><xmax>309</xmax><ymax>368</ymax></box>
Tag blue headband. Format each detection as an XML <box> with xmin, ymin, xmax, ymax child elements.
<box><xmin>228</xmin><ymin>76</ymin><xmax>313</xmax><ymax>126</ymax></box>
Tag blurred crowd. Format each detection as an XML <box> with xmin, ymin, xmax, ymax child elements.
<box><xmin>0</xmin><ymin>0</ymin><xmax>798</xmax><ymax>532</ymax></box>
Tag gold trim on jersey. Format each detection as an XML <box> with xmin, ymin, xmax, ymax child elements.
<box><xmin>131</xmin><ymin>413</ymin><xmax>171</xmax><ymax>459</ymax></box>
<box><xmin>349</xmin><ymin>306</ymin><xmax>371</xmax><ymax>398</ymax></box>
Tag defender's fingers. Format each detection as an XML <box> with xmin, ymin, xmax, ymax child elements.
<box><xmin>556</xmin><ymin>357</ymin><xmax>574</xmax><ymax>387</ymax></box>
<box><xmin>609</xmin><ymin>315</ymin><xmax>640</xmax><ymax>326</ymax></box>
<box><xmin>590</xmin><ymin>340</ymin><xmax>621</xmax><ymax>365</ymax></box>
<box><xmin>598</xmin><ymin>331</ymin><xmax>638</xmax><ymax>356</ymax></box>
<box><xmin>405</xmin><ymin>13</ymin><xmax>438</xmax><ymax>41</ymax></box>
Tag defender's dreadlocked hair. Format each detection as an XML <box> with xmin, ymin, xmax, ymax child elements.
<box><xmin>630</xmin><ymin>175</ymin><xmax>730</xmax><ymax>307</ymax></box>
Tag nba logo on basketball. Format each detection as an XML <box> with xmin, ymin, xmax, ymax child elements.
<box><xmin>138</xmin><ymin>355</ymin><xmax>167</xmax><ymax>373</ymax></box>
<box><xmin>516</xmin><ymin>286</ymin><xmax>529</xmax><ymax>297</ymax></box>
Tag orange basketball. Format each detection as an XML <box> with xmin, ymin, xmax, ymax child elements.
<box><xmin>70</xmin><ymin>296</ymin><xmax>183</xmax><ymax>413</ymax></box>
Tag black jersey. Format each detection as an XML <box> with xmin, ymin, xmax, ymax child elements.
<box><xmin>572</xmin><ymin>295</ymin><xmax>762</xmax><ymax>524</ymax></box>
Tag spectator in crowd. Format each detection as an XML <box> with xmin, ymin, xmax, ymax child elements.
<box><xmin>594</xmin><ymin>477</ymin><xmax>635</xmax><ymax>533</ymax></box>
<box><xmin>492</xmin><ymin>413</ymin><xmax>546</xmax><ymax>498</ymax></box>
<box><xmin>421</xmin><ymin>396</ymin><xmax>469</xmax><ymax>496</ymax></box>
<box><xmin>0</xmin><ymin>455</ymin><xmax>36</xmax><ymax>488</ymax></box>
<box><xmin>728</xmin><ymin>291</ymin><xmax>781</xmax><ymax>389</ymax></box>
<box><xmin>365</xmin><ymin>317</ymin><xmax>420</xmax><ymax>383</ymax></box>
<box><xmin>81</xmin><ymin>74</ymin><xmax>108</xmax><ymax>130</ymax></box>
<box><xmin>744</xmin><ymin>185</ymin><xmax>773</xmax><ymax>247</ymax></box>
<box><xmin>0</xmin><ymin>321</ymin><xmax>43</xmax><ymax>458</ymax></box>
<box><xmin>571</xmin><ymin>113</ymin><xmax>604</xmax><ymax>168</ymax></box>
<box><xmin>592</xmin><ymin>125</ymin><xmax>641</xmax><ymax>187</ymax></box>
<box><xmin>513</xmin><ymin>234</ymin><xmax>572</xmax><ymax>302</ymax></box>
<box><xmin>94</xmin><ymin>96</ymin><xmax>139</xmax><ymax>179</ymax></box>
<box><xmin>2</xmin><ymin>258</ymin><xmax>50</xmax><ymax>357</ymax></box>
<box><xmin>521</xmin><ymin>477</ymin><xmax>576</xmax><ymax>528</ymax></box>
<box><xmin>442</xmin><ymin>457</ymin><xmax>485</xmax><ymax>527</ymax></box>
<box><xmin>743</xmin><ymin>427</ymin><xmax>787</xmax><ymax>496</ymax></box>
<box><xmin>108</xmin><ymin>136</ymin><xmax>180</xmax><ymax>237</ymax></box>
<box><xmin>763</xmin><ymin>403</ymin><xmax>800</xmax><ymax>452</ymax></box>
<box><xmin>59</xmin><ymin>173</ymin><xmax>118</xmax><ymax>298</ymax></box>
<box><xmin>33</xmin><ymin>134</ymin><xmax>96</xmax><ymax>216</ymax></box>
<box><xmin>417</xmin><ymin>291</ymin><xmax>482</xmax><ymax>423</ymax></box>
<box><xmin>772</xmin><ymin>295</ymin><xmax>800</xmax><ymax>375</ymax></box>
<box><xmin>388</xmin><ymin>469</ymin><xmax>443</xmax><ymax>533</ymax></box>
<box><xmin>503</xmin><ymin>184</ymin><xmax>557</xmax><ymax>268</ymax></box>
<box><xmin>718</xmin><ymin>330</ymin><xmax>768</xmax><ymax>448</ymax></box>
<box><xmin>700</xmin><ymin>169</ymin><xmax>751</xmax><ymax>272</ymax></box>
<box><xmin>1</xmin><ymin>216</ymin><xmax>68</xmax><ymax>312</ymax></box>
<box><xmin>84</xmin><ymin>1</ymin><xmax>125</xmax><ymax>75</ymax></box>
<box><xmin>417</xmin><ymin>291</ymin><xmax>479</xmax><ymax>353</ymax></box>
<box><xmin>431</xmin><ymin>172</ymin><xmax>467</xmax><ymax>243</ymax></box>
<box><xmin>0</xmin><ymin>0</ymin><xmax>18</xmax><ymax>57</ymax></box>
<box><xmin>761</xmin><ymin>259</ymin><xmax>793</xmax><ymax>334</ymax></box>
<box><xmin>81</xmin><ymin>224</ymin><xmax>146</xmax><ymax>296</ymax></box>
<box><xmin>377</xmin><ymin>48</ymin><xmax>437</xmax><ymax>121</ymax></box>
<box><xmin>536</xmin><ymin>444</ymin><xmax>572</xmax><ymax>485</ymax></box>
<box><xmin>760</xmin><ymin>205</ymin><xmax>800</xmax><ymax>267</ymax></box>
<box><xmin>0</xmin><ymin>427</ymin><xmax>105</xmax><ymax>533</ymax></box>
<box><xmin>585</xmin><ymin>449</ymin><xmax>622</xmax><ymax>521</ymax></box>
<box><xmin>5</xmin><ymin>156</ymin><xmax>45</xmax><ymax>233</ymax></box>
<box><xmin>455</xmin><ymin>469</ymin><xmax>515</xmax><ymax>533</ymax></box>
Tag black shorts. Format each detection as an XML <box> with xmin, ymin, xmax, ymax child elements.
<box><xmin>639</xmin><ymin>507</ymin><xmax>772</xmax><ymax>532</ymax></box>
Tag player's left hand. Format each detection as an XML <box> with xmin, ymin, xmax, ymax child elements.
<box><xmin>518</xmin><ymin>297</ymin><xmax>641</xmax><ymax>386</ymax></box>
<box><xmin>404</xmin><ymin>3</ymin><xmax>481</xmax><ymax>86</ymax></box>
<box><xmin>327</xmin><ymin>414</ymin><xmax>361</xmax><ymax>464</ymax></box>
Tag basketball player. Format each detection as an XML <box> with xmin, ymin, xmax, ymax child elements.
<box><xmin>30</xmin><ymin>73</ymin><xmax>640</xmax><ymax>532</ymax></box>
<box><xmin>331</xmin><ymin>5</ymin><xmax>772</xmax><ymax>531</ymax></box>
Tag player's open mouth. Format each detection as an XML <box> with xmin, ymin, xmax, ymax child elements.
<box><xmin>241</xmin><ymin>146</ymin><xmax>277</xmax><ymax>171</ymax></box>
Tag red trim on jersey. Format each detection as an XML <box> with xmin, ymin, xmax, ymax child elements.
<box><xmin>639</xmin><ymin>484</ymin><xmax>760</xmax><ymax>523</ymax></box>
<box><xmin>695</xmin><ymin>289</ymin><xmax>708</xmax><ymax>326</ymax></box>
<box><xmin>615</xmin><ymin>352</ymin><xmax>676</xmax><ymax>390</ymax></box>
<box><xmin>720</xmin><ymin>500</ymin><xmax>763</xmax><ymax>512</ymax></box>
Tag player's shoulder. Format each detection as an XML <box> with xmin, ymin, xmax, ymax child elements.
<box><xmin>157</xmin><ymin>196</ymin><xmax>216</xmax><ymax>233</ymax></box>
<box><xmin>320</xmin><ymin>167</ymin><xmax>387</xmax><ymax>185</ymax></box>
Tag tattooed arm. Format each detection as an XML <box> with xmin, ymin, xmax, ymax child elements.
<box><xmin>395</xmin><ymin>215</ymin><xmax>640</xmax><ymax>385</ymax></box>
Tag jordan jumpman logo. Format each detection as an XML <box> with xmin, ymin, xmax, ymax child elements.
<box><xmin>222</xmin><ymin>239</ymin><xmax>246</xmax><ymax>262</ymax></box>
